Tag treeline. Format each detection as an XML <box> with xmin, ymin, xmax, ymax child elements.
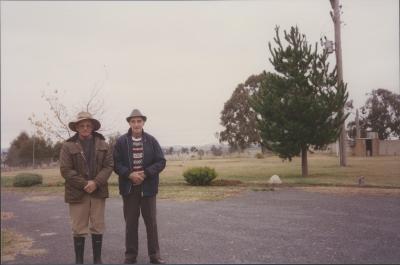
<box><xmin>346</xmin><ymin>88</ymin><xmax>400</xmax><ymax>140</ymax></box>
<box><xmin>4</xmin><ymin>132</ymin><xmax>63</xmax><ymax>167</ymax></box>
<box><xmin>2</xmin><ymin>132</ymin><xmax>122</xmax><ymax>168</ymax></box>
<box><xmin>163</xmin><ymin>145</ymin><xmax>223</xmax><ymax>157</ymax></box>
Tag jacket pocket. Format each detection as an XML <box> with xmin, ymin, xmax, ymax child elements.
<box><xmin>143</xmin><ymin>175</ymin><xmax>158</xmax><ymax>196</ymax></box>
<box><xmin>70</xmin><ymin>149</ymin><xmax>87</xmax><ymax>176</ymax></box>
<box><xmin>96</xmin><ymin>144</ymin><xmax>108</xmax><ymax>162</ymax></box>
<box><xmin>96</xmin><ymin>149</ymin><xmax>108</xmax><ymax>171</ymax></box>
<box><xmin>118</xmin><ymin>176</ymin><xmax>132</xmax><ymax>196</ymax></box>
<box><xmin>65</xmin><ymin>181</ymin><xmax>85</xmax><ymax>202</ymax></box>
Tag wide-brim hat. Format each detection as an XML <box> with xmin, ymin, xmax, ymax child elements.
<box><xmin>68</xmin><ymin>111</ymin><xmax>101</xmax><ymax>132</ymax></box>
<box><xmin>126</xmin><ymin>109</ymin><xmax>147</xmax><ymax>122</ymax></box>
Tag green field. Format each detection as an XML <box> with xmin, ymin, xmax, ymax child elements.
<box><xmin>1</xmin><ymin>154</ymin><xmax>399</xmax><ymax>200</ymax></box>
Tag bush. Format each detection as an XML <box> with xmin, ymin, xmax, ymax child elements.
<box><xmin>255</xmin><ymin>153</ymin><xmax>264</xmax><ymax>159</ymax></box>
<box><xmin>183</xmin><ymin>167</ymin><xmax>217</xmax><ymax>186</ymax></box>
<box><xmin>13</xmin><ymin>173</ymin><xmax>43</xmax><ymax>187</ymax></box>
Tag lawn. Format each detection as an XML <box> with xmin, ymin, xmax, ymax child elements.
<box><xmin>159</xmin><ymin>154</ymin><xmax>400</xmax><ymax>187</ymax></box>
<box><xmin>0</xmin><ymin>228</ymin><xmax>46</xmax><ymax>262</ymax></box>
<box><xmin>1</xmin><ymin>154</ymin><xmax>399</xmax><ymax>200</ymax></box>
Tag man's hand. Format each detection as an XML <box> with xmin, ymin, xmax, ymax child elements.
<box><xmin>84</xmin><ymin>180</ymin><xmax>98</xmax><ymax>193</ymax></box>
<box><xmin>129</xmin><ymin>171</ymin><xmax>145</xmax><ymax>186</ymax></box>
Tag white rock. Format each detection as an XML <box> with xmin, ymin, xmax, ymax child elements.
<box><xmin>268</xmin><ymin>175</ymin><xmax>282</xmax><ymax>184</ymax></box>
<box><xmin>40</xmin><ymin>232</ymin><xmax>57</xmax><ymax>237</ymax></box>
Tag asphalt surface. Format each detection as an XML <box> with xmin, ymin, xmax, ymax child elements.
<box><xmin>1</xmin><ymin>188</ymin><xmax>400</xmax><ymax>264</ymax></box>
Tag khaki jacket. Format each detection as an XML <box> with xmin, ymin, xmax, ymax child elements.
<box><xmin>60</xmin><ymin>132</ymin><xmax>113</xmax><ymax>203</ymax></box>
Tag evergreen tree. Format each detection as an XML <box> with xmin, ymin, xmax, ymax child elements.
<box><xmin>5</xmin><ymin>132</ymin><xmax>31</xmax><ymax>167</ymax></box>
<box><xmin>251</xmin><ymin>26</ymin><xmax>348</xmax><ymax>177</ymax></box>
<box><xmin>52</xmin><ymin>141</ymin><xmax>63</xmax><ymax>162</ymax></box>
<box><xmin>5</xmin><ymin>132</ymin><xmax>57</xmax><ymax>167</ymax></box>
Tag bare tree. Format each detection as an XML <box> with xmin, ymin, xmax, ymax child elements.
<box><xmin>29</xmin><ymin>89</ymin><xmax>72</xmax><ymax>141</ymax></box>
<box><xmin>29</xmin><ymin>66</ymin><xmax>111</xmax><ymax>141</ymax></box>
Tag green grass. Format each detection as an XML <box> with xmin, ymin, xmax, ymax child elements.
<box><xmin>0</xmin><ymin>177</ymin><xmax>13</xmax><ymax>187</ymax></box>
<box><xmin>1</xmin><ymin>154</ymin><xmax>399</xmax><ymax>200</ymax></box>
<box><xmin>160</xmin><ymin>155</ymin><xmax>400</xmax><ymax>188</ymax></box>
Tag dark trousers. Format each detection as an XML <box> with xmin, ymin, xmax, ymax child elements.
<box><xmin>122</xmin><ymin>186</ymin><xmax>160</xmax><ymax>260</ymax></box>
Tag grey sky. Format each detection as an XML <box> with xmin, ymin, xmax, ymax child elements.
<box><xmin>1</xmin><ymin>0</ymin><xmax>399</xmax><ymax>148</ymax></box>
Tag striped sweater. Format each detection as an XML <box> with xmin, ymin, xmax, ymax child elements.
<box><xmin>132</xmin><ymin>136</ymin><xmax>144</xmax><ymax>173</ymax></box>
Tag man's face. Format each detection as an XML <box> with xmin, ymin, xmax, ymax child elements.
<box><xmin>76</xmin><ymin>120</ymin><xmax>94</xmax><ymax>138</ymax></box>
<box><xmin>129</xmin><ymin>117</ymin><xmax>145</xmax><ymax>136</ymax></box>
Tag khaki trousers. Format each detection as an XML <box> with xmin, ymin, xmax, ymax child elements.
<box><xmin>69</xmin><ymin>194</ymin><xmax>106</xmax><ymax>236</ymax></box>
<box><xmin>123</xmin><ymin>186</ymin><xmax>160</xmax><ymax>260</ymax></box>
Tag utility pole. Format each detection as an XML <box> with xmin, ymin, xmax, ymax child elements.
<box><xmin>355</xmin><ymin>109</ymin><xmax>360</xmax><ymax>138</ymax></box>
<box><xmin>330</xmin><ymin>0</ymin><xmax>347</xmax><ymax>166</ymax></box>
<box><xmin>32</xmin><ymin>132</ymin><xmax>36</xmax><ymax>169</ymax></box>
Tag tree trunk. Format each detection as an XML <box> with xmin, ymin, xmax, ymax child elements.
<box><xmin>301</xmin><ymin>146</ymin><xmax>308</xmax><ymax>177</ymax></box>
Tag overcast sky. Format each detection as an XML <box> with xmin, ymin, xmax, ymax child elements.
<box><xmin>1</xmin><ymin>0</ymin><xmax>399</xmax><ymax>148</ymax></box>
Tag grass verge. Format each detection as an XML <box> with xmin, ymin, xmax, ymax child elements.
<box><xmin>1</xmin><ymin>229</ymin><xmax>47</xmax><ymax>262</ymax></box>
<box><xmin>2</xmin><ymin>155</ymin><xmax>399</xmax><ymax>201</ymax></box>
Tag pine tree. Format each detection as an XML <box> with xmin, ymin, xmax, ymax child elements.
<box><xmin>251</xmin><ymin>26</ymin><xmax>348</xmax><ymax>177</ymax></box>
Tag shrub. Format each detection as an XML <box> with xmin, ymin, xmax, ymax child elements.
<box><xmin>183</xmin><ymin>167</ymin><xmax>217</xmax><ymax>186</ymax></box>
<box><xmin>255</xmin><ymin>153</ymin><xmax>264</xmax><ymax>159</ymax></box>
<box><xmin>13</xmin><ymin>173</ymin><xmax>43</xmax><ymax>187</ymax></box>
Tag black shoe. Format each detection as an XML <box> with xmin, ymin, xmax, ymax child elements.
<box><xmin>124</xmin><ymin>258</ymin><xmax>137</xmax><ymax>264</ymax></box>
<box><xmin>73</xmin><ymin>236</ymin><xmax>85</xmax><ymax>264</ymax></box>
<box><xmin>150</xmin><ymin>258</ymin><xmax>166</xmax><ymax>264</ymax></box>
<box><xmin>92</xmin><ymin>234</ymin><xmax>103</xmax><ymax>264</ymax></box>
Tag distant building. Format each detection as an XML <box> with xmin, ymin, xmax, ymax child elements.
<box><xmin>351</xmin><ymin>132</ymin><xmax>380</xmax><ymax>156</ymax></box>
<box><xmin>1</xmin><ymin>149</ymin><xmax>8</xmax><ymax>169</ymax></box>
<box><xmin>350</xmin><ymin>132</ymin><xmax>400</xmax><ymax>156</ymax></box>
<box><xmin>379</xmin><ymin>139</ymin><xmax>400</xmax><ymax>156</ymax></box>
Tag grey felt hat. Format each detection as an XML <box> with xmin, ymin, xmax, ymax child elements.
<box><xmin>126</xmin><ymin>109</ymin><xmax>147</xmax><ymax>122</ymax></box>
<box><xmin>68</xmin><ymin>111</ymin><xmax>101</xmax><ymax>132</ymax></box>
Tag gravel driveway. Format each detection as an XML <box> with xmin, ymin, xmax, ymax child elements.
<box><xmin>2</xmin><ymin>188</ymin><xmax>400</xmax><ymax>264</ymax></box>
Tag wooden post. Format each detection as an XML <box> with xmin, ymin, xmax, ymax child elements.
<box><xmin>355</xmin><ymin>109</ymin><xmax>361</xmax><ymax>138</ymax></box>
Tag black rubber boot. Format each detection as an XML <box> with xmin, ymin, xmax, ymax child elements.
<box><xmin>92</xmin><ymin>234</ymin><xmax>103</xmax><ymax>264</ymax></box>
<box><xmin>73</xmin><ymin>236</ymin><xmax>85</xmax><ymax>264</ymax></box>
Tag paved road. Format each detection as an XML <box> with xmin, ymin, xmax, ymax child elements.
<box><xmin>2</xmin><ymin>188</ymin><xmax>400</xmax><ymax>264</ymax></box>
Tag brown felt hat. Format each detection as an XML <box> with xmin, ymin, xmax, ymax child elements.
<box><xmin>126</xmin><ymin>109</ymin><xmax>147</xmax><ymax>122</ymax></box>
<box><xmin>68</xmin><ymin>111</ymin><xmax>101</xmax><ymax>132</ymax></box>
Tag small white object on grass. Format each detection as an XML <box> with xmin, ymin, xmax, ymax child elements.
<box><xmin>40</xmin><ymin>232</ymin><xmax>57</xmax><ymax>237</ymax></box>
<box><xmin>358</xmin><ymin>176</ymin><xmax>365</xmax><ymax>186</ymax></box>
<box><xmin>268</xmin><ymin>175</ymin><xmax>282</xmax><ymax>184</ymax></box>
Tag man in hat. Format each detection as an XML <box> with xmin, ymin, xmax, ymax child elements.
<box><xmin>60</xmin><ymin>111</ymin><xmax>113</xmax><ymax>264</ymax></box>
<box><xmin>113</xmin><ymin>109</ymin><xmax>166</xmax><ymax>264</ymax></box>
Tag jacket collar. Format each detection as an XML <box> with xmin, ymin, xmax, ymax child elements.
<box><xmin>126</xmin><ymin>128</ymin><xmax>147</xmax><ymax>142</ymax></box>
<box><xmin>66</xmin><ymin>131</ymin><xmax>106</xmax><ymax>142</ymax></box>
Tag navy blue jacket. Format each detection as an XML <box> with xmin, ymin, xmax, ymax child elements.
<box><xmin>113</xmin><ymin>129</ymin><xmax>166</xmax><ymax>197</ymax></box>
